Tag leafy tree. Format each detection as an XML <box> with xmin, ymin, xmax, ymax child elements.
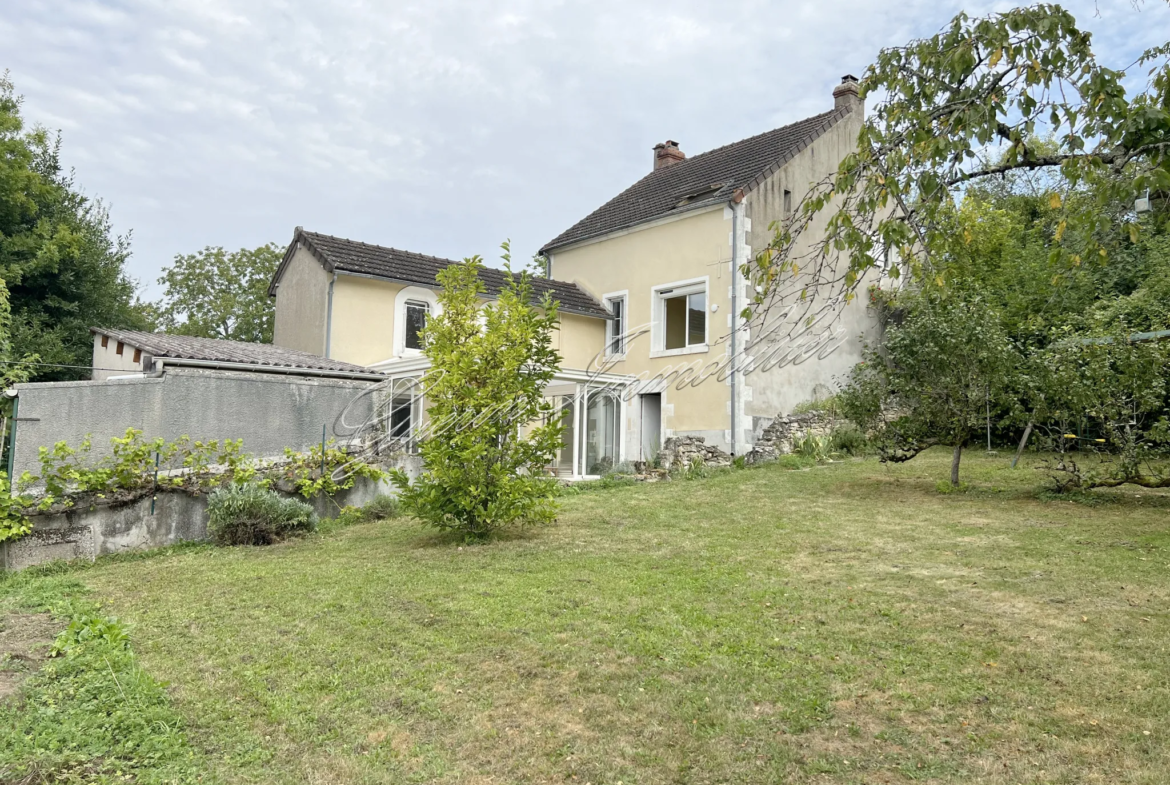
<box><xmin>748</xmin><ymin>4</ymin><xmax>1170</xmax><ymax>316</ymax></box>
<box><xmin>750</xmin><ymin>4</ymin><xmax>1170</xmax><ymax>488</ymax></box>
<box><xmin>0</xmin><ymin>72</ymin><xmax>148</xmax><ymax>381</ymax></box>
<box><xmin>390</xmin><ymin>246</ymin><xmax>564</xmax><ymax>539</ymax></box>
<box><xmin>153</xmin><ymin>244</ymin><xmax>281</xmax><ymax>343</ymax></box>
<box><xmin>840</xmin><ymin>292</ymin><xmax>1017</xmax><ymax>486</ymax></box>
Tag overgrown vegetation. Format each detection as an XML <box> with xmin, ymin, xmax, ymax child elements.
<box><xmin>207</xmin><ymin>483</ymin><xmax>318</xmax><ymax>546</ymax></box>
<box><xmin>839</xmin><ymin>170</ymin><xmax>1170</xmax><ymax>489</ymax></box>
<box><xmin>391</xmin><ymin>245</ymin><xmax>563</xmax><ymax>539</ymax></box>
<box><xmin>0</xmin><ymin>575</ymin><xmax>206</xmax><ymax>783</ymax></box>
<box><xmin>0</xmin><ymin>428</ymin><xmax>386</xmax><ymax>545</ymax></box>
<box><xmin>748</xmin><ymin>4</ymin><xmax>1170</xmax><ymax>490</ymax></box>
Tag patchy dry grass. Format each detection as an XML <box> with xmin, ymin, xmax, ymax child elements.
<box><xmin>0</xmin><ymin>610</ymin><xmax>57</xmax><ymax>702</ymax></box>
<box><xmin>11</xmin><ymin>449</ymin><xmax>1170</xmax><ymax>783</ymax></box>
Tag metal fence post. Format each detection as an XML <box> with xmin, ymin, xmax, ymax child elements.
<box><xmin>151</xmin><ymin>450</ymin><xmax>160</xmax><ymax>515</ymax></box>
<box><xmin>5</xmin><ymin>395</ymin><xmax>18</xmax><ymax>480</ymax></box>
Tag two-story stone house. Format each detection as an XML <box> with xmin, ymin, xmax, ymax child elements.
<box><xmin>269</xmin><ymin>76</ymin><xmax>879</xmax><ymax>478</ymax></box>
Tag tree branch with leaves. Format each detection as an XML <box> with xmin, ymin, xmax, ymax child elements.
<box><xmin>747</xmin><ymin>3</ymin><xmax>1170</xmax><ymax>319</ymax></box>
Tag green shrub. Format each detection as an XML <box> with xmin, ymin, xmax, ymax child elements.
<box><xmin>829</xmin><ymin>425</ymin><xmax>868</xmax><ymax>456</ymax></box>
<box><xmin>390</xmin><ymin>252</ymin><xmax>563</xmax><ymax>539</ymax></box>
<box><xmin>794</xmin><ymin>433</ymin><xmax>833</xmax><ymax>462</ymax></box>
<box><xmin>362</xmin><ymin>493</ymin><xmax>400</xmax><ymax>520</ymax></box>
<box><xmin>777</xmin><ymin>454</ymin><xmax>816</xmax><ymax>470</ymax></box>
<box><xmin>791</xmin><ymin>394</ymin><xmax>843</xmax><ymax>417</ymax></box>
<box><xmin>207</xmin><ymin>483</ymin><xmax>318</xmax><ymax>546</ymax></box>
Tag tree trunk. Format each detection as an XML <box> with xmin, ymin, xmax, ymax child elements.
<box><xmin>951</xmin><ymin>437</ymin><xmax>966</xmax><ymax>487</ymax></box>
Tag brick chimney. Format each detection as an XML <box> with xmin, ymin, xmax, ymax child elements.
<box><xmin>832</xmin><ymin>75</ymin><xmax>862</xmax><ymax>113</ymax></box>
<box><xmin>653</xmin><ymin>140</ymin><xmax>685</xmax><ymax>170</ymax></box>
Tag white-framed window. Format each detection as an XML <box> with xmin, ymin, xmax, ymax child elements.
<box><xmin>392</xmin><ymin>286</ymin><xmax>441</xmax><ymax>358</ymax></box>
<box><xmin>603</xmin><ymin>291</ymin><xmax>628</xmax><ymax>357</ymax></box>
<box><xmin>651</xmin><ymin>277</ymin><xmax>708</xmax><ymax>356</ymax></box>
<box><xmin>404</xmin><ymin>300</ymin><xmax>429</xmax><ymax>351</ymax></box>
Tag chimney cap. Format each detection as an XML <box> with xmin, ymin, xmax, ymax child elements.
<box><xmin>833</xmin><ymin>75</ymin><xmax>863</xmax><ymax>114</ymax></box>
<box><xmin>653</xmin><ymin>139</ymin><xmax>686</xmax><ymax>170</ymax></box>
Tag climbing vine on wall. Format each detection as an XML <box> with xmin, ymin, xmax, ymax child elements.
<box><xmin>0</xmin><ymin>429</ymin><xmax>387</xmax><ymax>545</ymax></box>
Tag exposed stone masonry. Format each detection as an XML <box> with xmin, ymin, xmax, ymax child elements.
<box><xmin>745</xmin><ymin>411</ymin><xmax>835</xmax><ymax>464</ymax></box>
<box><xmin>659</xmin><ymin>435</ymin><xmax>732</xmax><ymax>471</ymax></box>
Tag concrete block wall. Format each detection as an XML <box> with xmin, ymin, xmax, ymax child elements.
<box><xmin>10</xmin><ymin>368</ymin><xmax>382</xmax><ymax>480</ymax></box>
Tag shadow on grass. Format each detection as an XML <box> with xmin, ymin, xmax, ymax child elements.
<box><xmin>405</xmin><ymin>523</ymin><xmax>551</xmax><ymax>550</ymax></box>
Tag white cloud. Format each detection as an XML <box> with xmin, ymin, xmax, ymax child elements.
<box><xmin>2</xmin><ymin>0</ymin><xmax>1165</xmax><ymax>294</ymax></box>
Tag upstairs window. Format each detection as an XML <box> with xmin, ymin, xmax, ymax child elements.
<box><xmin>662</xmin><ymin>288</ymin><xmax>706</xmax><ymax>350</ymax></box>
<box><xmin>404</xmin><ymin>300</ymin><xmax>429</xmax><ymax>351</ymax></box>
<box><xmin>605</xmin><ymin>295</ymin><xmax>626</xmax><ymax>355</ymax></box>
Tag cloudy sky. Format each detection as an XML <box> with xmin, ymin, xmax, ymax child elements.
<box><xmin>4</xmin><ymin>0</ymin><xmax>1167</xmax><ymax>296</ymax></box>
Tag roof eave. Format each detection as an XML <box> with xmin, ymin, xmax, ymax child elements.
<box><xmin>328</xmin><ymin>268</ymin><xmax>611</xmax><ymax>320</ymax></box>
<box><xmin>157</xmin><ymin>356</ymin><xmax>386</xmax><ymax>381</ymax></box>
<box><xmin>540</xmin><ymin>198</ymin><xmax>731</xmax><ymax>255</ymax></box>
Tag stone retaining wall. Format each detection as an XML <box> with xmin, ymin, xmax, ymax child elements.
<box><xmin>1</xmin><ymin>455</ymin><xmax>422</xmax><ymax>572</ymax></box>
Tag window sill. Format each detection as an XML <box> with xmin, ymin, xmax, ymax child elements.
<box><xmin>603</xmin><ymin>352</ymin><xmax>628</xmax><ymax>362</ymax></box>
<box><xmin>650</xmin><ymin>344</ymin><xmax>708</xmax><ymax>359</ymax></box>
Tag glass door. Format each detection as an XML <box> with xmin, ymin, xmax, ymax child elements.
<box><xmin>584</xmin><ymin>389</ymin><xmax>620</xmax><ymax>476</ymax></box>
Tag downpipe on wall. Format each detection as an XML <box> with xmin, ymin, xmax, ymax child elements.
<box><xmin>324</xmin><ymin>271</ymin><xmax>338</xmax><ymax>359</ymax></box>
<box><xmin>729</xmin><ymin>192</ymin><xmax>745</xmax><ymax>457</ymax></box>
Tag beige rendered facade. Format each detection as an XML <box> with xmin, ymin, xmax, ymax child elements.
<box><xmin>270</xmin><ymin>77</ymin><xmax>880</xmax><ymax>476</ymax></box>
<box><xmin>272</xmin><ymin>244</ymin><xmax>607</xmax><ymax>373</ymax></box>
<box><xmin>544</xmin><ymin>91</ymin><xmax>879</xmax><ymax>458</ymax></box>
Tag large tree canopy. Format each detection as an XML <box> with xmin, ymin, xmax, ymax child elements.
<box><xmin>777</xmin><ymin>4</ymin><xmax>1170</xmax><ymax>489</ymax></box>
<box><xmin>152</xmin><ymin>243</ymin><xmax>281</xmax><ymax>343</ymax></box>
<box><xmin>748</xmin><ymin>3</ymin><xmax>1170</xmax><ymax>314</ymax></box>
<box><xmin>840</xmin><ymin>171</ymin><xmax>1170</xmax><ymax>486</ymax></box>
<box><xmin>0</xmin><ymin>72</ymin><xmax>148</xmax><ymax>381</ymax></box>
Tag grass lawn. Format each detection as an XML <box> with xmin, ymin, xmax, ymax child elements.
<box><xmin>5</xmin><ymin>449</ymin><xmax>1170</xmax><ymax>783</ymax></box>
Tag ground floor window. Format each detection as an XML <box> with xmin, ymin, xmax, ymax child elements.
<box><xmin>385</xmin><ymin>392</ymin><xmax>420</xmax><ymax>453</ymax></box>
<box><xmin>547</xmin><ymin>384</ymin><xmax>622</xmax><ymax>478</ymax></box>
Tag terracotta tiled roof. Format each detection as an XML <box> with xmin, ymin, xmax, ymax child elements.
<box><xmin>91</xmin><ymin>328</ymin><xmax>381</xmax><ymax>377</ymax></box>
<box><xmin>280</xmin><ymin>231</ymin><xmax>611</xmax><ymax>319</ymax></box>
<box><xmin>541</xmin><ymin>107</ymin><xmax>850</xmax><ymax>252</ymax></box>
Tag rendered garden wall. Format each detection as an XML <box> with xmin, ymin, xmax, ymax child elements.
<box><xmin>1</xmin><ymin>456</ymin><xmax>422</xmax><ymax>572</ymax></box>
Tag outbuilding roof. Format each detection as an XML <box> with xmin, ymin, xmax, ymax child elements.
<box><xmin>91</xmin><ymin>328</ymin><xmax>383</xmax><ymax>379</ymax></box>
<box><xmin>540</xmin><ymin>107</ymin><xmax>851</xmax><ymax>253</ymax></box>
<box><xmin>273</xmin><ymin>230</ymin><xmax>611</xmax><ymax>319</ymax></box>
